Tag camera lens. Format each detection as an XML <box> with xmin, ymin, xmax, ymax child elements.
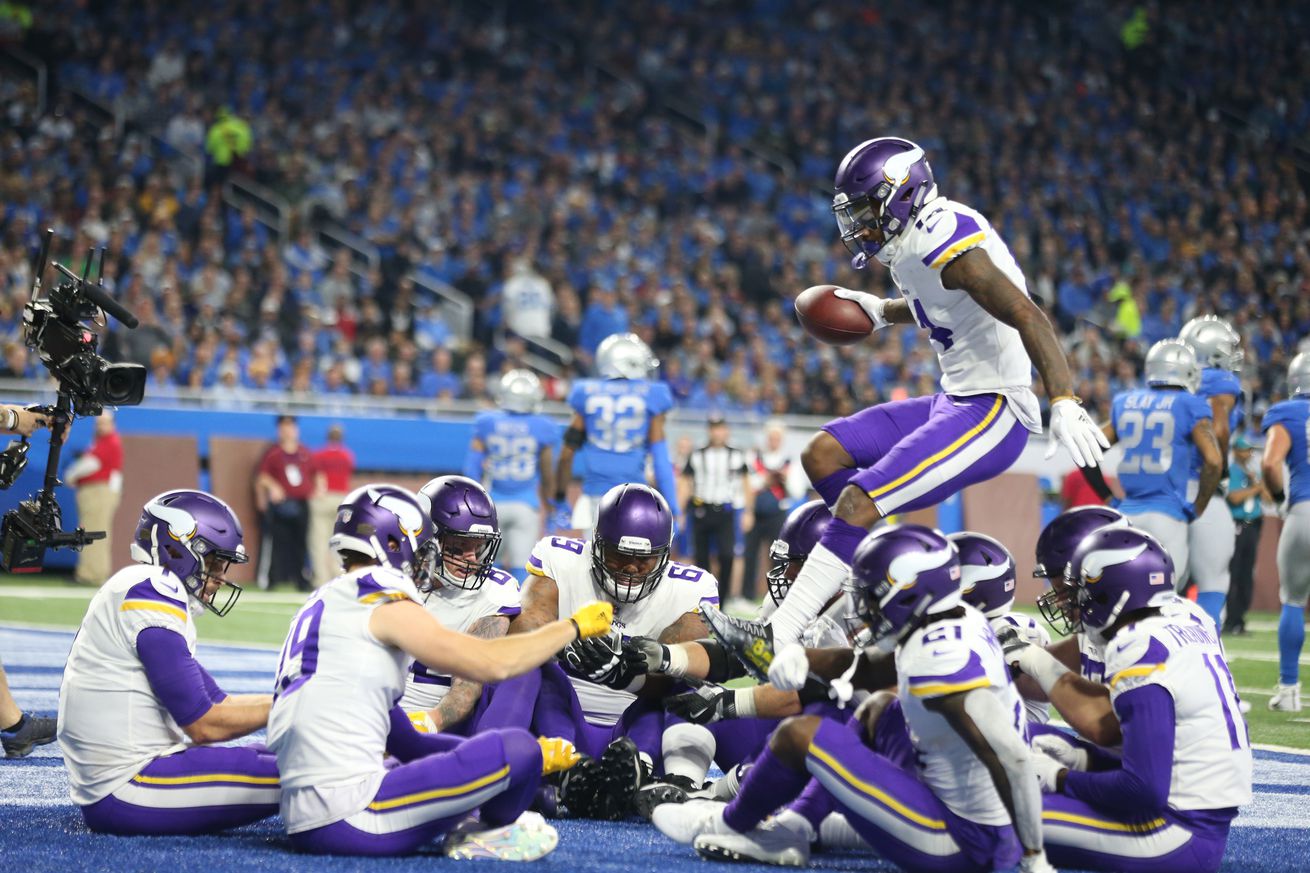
<box><xmin>99</xmin><ymin>362</ymin><xmax>147</xmax><ymax>406</ymax></box>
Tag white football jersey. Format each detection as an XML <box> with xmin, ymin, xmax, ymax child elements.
<box><xmin>1078</xmin><ymin>633</ymin><xmax>1107</xmax><ymax>684</ymax></box>
<box><xmin>267</xmin><ymin>566</ymin><xmax>418</xmax><ymax>833</ymax></box>
<box><xmin>527</xmin><ymin>535</ymin><xmax>719</xmax><ymax>725</ymax></box>
<box><xmin>1103</xmin><ymin>607</ymin><xmax>1252</xmax><ymax>811</ymax></box>
<box><xmin>896</xmin><ymin>604</ymin><xmax>1025</xmax><ymax>826</ymax></box>
<box><xmin>990</xmin><ymin>611</ymin><xmax>1052</xmax><ymax>725</ymax></box>
<box><xmin>58</xmin><ymin>565</ymin><xmax>198</xmax><ymax>805</ymax></box>
<box><xmin>400</xmin><ymin>567</ymin><xmax>522</xmax><ymax>712</ymax></box>
<box><xmin>881</xmin><ymin>198</ymin><xmax>1041</xmax><ymax>433</ymax></box>
<box><xmin>800</xmin><ymin>592</ymin><xmax>859</xmax><ymax>649</ymax></box>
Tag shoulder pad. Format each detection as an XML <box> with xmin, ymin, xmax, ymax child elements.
<box><xmin>912</xmin><ymin>203</ymin><xmax>987</xmax><ymax>271</ymax></box>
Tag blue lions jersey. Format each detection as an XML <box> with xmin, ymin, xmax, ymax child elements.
<box><xmin>1263</xmin><ymin>398</ymin><xmax>1310</xmax><ymax>507</ymax></box>
<box><xmin>1112</xmin><ymin>388</ymin><xmax>1212</xmax><ymax>521</ymax></box>
<box><xmin>568</xmin><ymin>378</ymin><xmax>673</xmax><ymax>496</ymax></box>
<box><xmin>1198</xmin><ymin>368</ymin><xmax>1244</xmax><ymax>434</ymax></box>
<box><xmin>472</xmin><ymin>411</ymin><xmax>562</xmax><ymax>508</ymax></box>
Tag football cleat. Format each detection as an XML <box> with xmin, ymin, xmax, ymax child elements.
<box><xmin>634</xmin><ymin>774</ymin><xmax>697</xmax><ymax>820</ymax></box>
<box><xmin>538</xmin><ymin>736</ymin><xmax>581</xmax><ymax>775</ymax></box>
<box><xmin>1</xmin><ymin>713</ymin><xmax>57</xmax><ymax>759</ymax></box>
<box><xmin>444</xmin><ymin>811</ymin><xmax>559</xmax><ymax>861</ymax></box>
<box><xmin>1269</xmin><ymin>682</ymin><xmax>1302</xmax><ymax>712</ymax></box>
<box><xmin>556</xmin><ymin>737</ymin><xmax>643</xmax><ymax>820</ymax></box>
<box><xmin>699</xmin><ymin>601</ymin><xmax>775</xmax><ymax>682</ymax></box>
<box><xmin>651</xmin><ymin>798</ymin><xmax>730</xmax><ymax>844</ymax></box>
<box><xmin>694</xmin><ymin>818</ymin><xmax>812</xmax><ymax>867</ymax></box>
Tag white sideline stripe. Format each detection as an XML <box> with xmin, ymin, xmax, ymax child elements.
<box><xmin>0</xmin><ymin>620</ymin><xmax>281</xmax><ymax>651</ymax></box>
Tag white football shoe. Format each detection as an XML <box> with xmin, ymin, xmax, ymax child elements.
<box><xmin>694</xmin><ymin>814</ymin><xmax>813</xmax><ymax>867</ymax></box>
<box><xmin>651</xmin><ymin>799</ymin><xmax>730</xmax><ymax>844</ymax></box>
<box><xmin>444</xmin><ymin>811</ymin><xmax>559</xmax><ymax>861</ymax></box>
<box><xmin>1268</xmin><ymin>682</ymin><xmax>1302</xmax><ymax>712</ymax></box>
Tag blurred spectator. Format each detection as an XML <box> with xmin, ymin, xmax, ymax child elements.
<box><xmin>204</xmin><ymin>106</ymin><xmax>252</xmax><ymax>186</ymax></box>
<box><xmin>501</xmin><ymin>257</ymin><xmax>554</xmax><ymax>340</ymax></box>
<box><xmin>1061</xmin><ymin>466</ymin><xmax>1111</xmax><ymax>510</ymax></box>
<box><xmin>1224</xmin><ymin>434</ymin><xmax>1266</xmax><ymax>636</ymax></box>
<box><xmin>740</xmin><ymin>420</ymin><xmax>808</xmax><ymax>602</ymax></box>
<box><xmin>63</xmin><ymin>413</ymin><xmax>123</xmax><ymax>587</ymax></box>
<box><xmin>578</xmin><ymin>288</ymin><xmax>628</xmax><ymax>358</ymax></box>
<box><xmin>309</xmin><ymin>423</ymin><xmax>355</xmax><ymax>588</ymax></box>
<box><xmin>255</xmin><ymin>415</ymin><xmax>314</xmax><ymax>591</ymax></box>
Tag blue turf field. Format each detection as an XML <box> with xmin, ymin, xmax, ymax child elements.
<box><xmin>3</xmin><ymin>625</ymin><xmax>1309</xmax><ymax>873</ymax></box>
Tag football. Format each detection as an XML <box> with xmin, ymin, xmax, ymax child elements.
<box><xmin>794</xmin><ymin>284</ymin><xmax>874</xmax><ymax>345</ymax></box>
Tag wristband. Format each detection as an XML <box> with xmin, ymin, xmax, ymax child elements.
<box><xmin>663</xmin><ymin>644</ymin><xmax>689</xmax><ymax>678</ymax></box>
<box><xmin>569</xmin><ymin>618</ymin><xmax>580</xmax><ymax>640</ymax></box>
<box><xmin>1050</xmin><ymin>395</ymin><xmax>1082</xmax><ymax>406</ymax></box>
<box><xmin>5</xmin><ymin>408</ymin><xmax>17</xmax><ymax>431</ymax></box>
<box><xmin>732</xmin><ymin>687</ymin><xmax>757</xmax><ymax>718</ymax></box>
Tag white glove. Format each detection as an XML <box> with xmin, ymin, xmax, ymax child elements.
<box><xmin>833</xmin><ymin>289</ymin><xmax>891</xmax><ymax>331</ymax></box>
<box><xmin>1018</xmin><ymin>849</ymin><xmax>1058</xmax><ymax>873</ymax></box>
<box><xmin>1029</xmin><ymin>748</ymin><xmax>1067</xmax><ymax>793</ymax></box>
<box><xmin>767</xmin><ymin>642</ymin><xmax>811</xmax><ymax>692</ymax></box>
<box><xmin>1045</xmin><ymin>398</ymin><xmax>1110</xmax><ymax>468</ymax></box>
<box><xmin>1032</xmin><ymin>733</ymin><xmax>1090</xmax><ymax>772</ymax></box>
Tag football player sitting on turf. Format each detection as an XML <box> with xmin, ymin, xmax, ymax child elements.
<box><xmin>1016</xmin><ymin>526</ymin><xmax>1252</xmax><ymax>873</ymax></box>
<box><xmin>515</xmin><ymin>482</ymin><xmax>719</xmax><ymax>818</ymax></box>
<box><xmin>652</xmin><ymin>524</ymin><xmax>1053</xmax><ymax>872</ymax></box>
<box><xmin>267</xmin><ymin>483</ymin><xmax>613</xmax><ymax>858</ymax></box>
<box><xmin>58</xmin><ymin>489</ymin><xmax>280</xmax><ymax>836</ymax></box>
<box><xmin>950</xmin><ymin>531</ymin><xmax>1051</xmax><ymax>725</ymax></box>
<box><xmin>400</xmin><ymin>476</ymin><xmax>529</xmax><ymax>735</ymax></box>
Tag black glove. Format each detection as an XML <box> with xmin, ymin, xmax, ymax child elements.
<box><xmin>699</xmin><ymin>601</ymin><xmax>774</xmax><ymax>683</ymax></box>
<box><xmin>622</xmin><ymin>635</ymin><xmax>667</xmax><ymax>674</ymax></box>
<box><xmin>561</xmin><ymin>631</ymin><xmax>646</xmax><ymax>690</ymax></box>
<box><xmin>665</xmin><ymin>684</ymin><xmax>741</xmax><ymax>725</ymax></box>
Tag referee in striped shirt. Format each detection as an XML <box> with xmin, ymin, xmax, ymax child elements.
<box><xmin>681</xmin><ymin>414</ymin><xmax>753</xmax><ymax>598</ymax></box>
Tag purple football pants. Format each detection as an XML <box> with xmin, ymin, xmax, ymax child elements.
<box><xmin>290</xmin><ymin>727</ymin><xmax>541</xmax><ymax>856</ymax></box>
<box><xmin>532</xmin><ymin>662</ymin><xmax>666</xmax><ymax>761</ymax></box>
<box><xmin>80</xmin><ymin>743</ymin><xmax>280</xmax><ymax>836</ymax></box>
<box><xmin>822</xmin><ymin>392</ymin><xmax>1028</xmax><ymax>515</ymax></box>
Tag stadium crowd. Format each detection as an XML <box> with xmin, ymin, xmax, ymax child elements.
<box><xmin>0</xmin><ymin>0</ymin><xmax>1308</xmax><ymax>421</ymax></box>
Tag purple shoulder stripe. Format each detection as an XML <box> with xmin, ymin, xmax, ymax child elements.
<box><xmin>497</xmin><ymin>605</ymin><xmax>523</xmax><ymax>616</ymax></box>
<box><xmin>908</xmin><ymin>649</ymin><xmax>987</xmax><ymax>686</ymax></box>
<box><xmin>921</xmin><ymin>212</ymin><xmax>984</xmax><ymax>268</ymax></box>
<box><xmin>1127</xmin><ymin>636</ymin><xmax>1171</xmax><ymax>668</ymax></box>
<box><xmin>125</xmin><ymin>578</ymin><xmax>187</xmax><ymax>608</ymax></box>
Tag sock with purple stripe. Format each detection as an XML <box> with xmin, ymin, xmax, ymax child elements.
<box><xmin>813</xmin><ymin>469</ymin><xmax>858</xmax><ymax>508</ymax></box>
<box><xmin>817</xmin><ymin>517</ymin><xmax>869</xmax><ymax>564</ymax></box>
<box><xmin>723</xmin><ymin>745</ymin><xmax>810</xmax><ymax>833</ymax></box>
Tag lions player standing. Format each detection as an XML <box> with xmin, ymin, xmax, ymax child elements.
<box><xmin>1029</xmin><ymin>527</ymin><xmax>1252</xmax><ymax>873</ymax></box>
<box><xmin>1102</xmin><ymin>339</ymin><xmax>1223</xmax><ymax>608</ymax></box>
<box><xmin>754</xmin><ymin>137</ymin><xmax>1109</xmax><ymax>650</ymax></box>
<box><xmin>1178</xmin><ymin>316</ymin><xmax>1245</xmax><ymax>624</ymax></box>
<box><xmin>268</xmin><ymin>484</ymin><xmax>613</xmax><ymax>857</ymax></box>
<box><xmin>1262</xmin><ymin>352</ymin><xmax>1310</xmax><ymax>712</ymax></box>
<box><xmin>552</xmin><ymin>333</ymin><xmax>679</xmax><ymax>535</ymax></box>
<box><xmin>467</xmin><ymin>370</ymin><xmax>561</xmax><ymax>582</ymax></box>
<box><xmin>58</xmin><ymin>490</ymin><xmax>280</xmax><ymax>836</ymax></box>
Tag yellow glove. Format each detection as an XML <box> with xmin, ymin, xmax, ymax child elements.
<box><xmin>569</xmin><ymin>601</ymin><xmax>614</xmax><ymax>640</ymax></box>
<box><xmin>537</xmin><ymin>736</ymin><xmax>581</xmax><ymax>775</ymax></box>
<box><xmin>408</xmin><ymin>711</ymin><xmax>437</xmax><ymax>734</ymax></box>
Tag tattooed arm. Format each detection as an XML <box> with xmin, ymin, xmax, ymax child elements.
<box><xmin>942</xmin><ymin>247</ymin><xmax>1075</xmax><ymax>400</ymax></box>
<box><xmin>424</xmin><ymin>613</ymin><xmax>511</xmax><ymax>732</ymax></box>
<box><xmin>511</xmin><ymin>573</ymin><xmax>560</xmax><ymax>634</ymax></box>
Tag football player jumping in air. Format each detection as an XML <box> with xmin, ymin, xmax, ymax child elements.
<box><xmin>517</xmin><ymin>482</ymin><xmax>718</xmax><ymax>818</ymax></box>
<box><xmin>1262</xmin><ymin>352</ymin><xmax>1310</xmax><ymax>712</ymax></box>
<box><xmin>1017</xmin><ymin>526</ymin><xmax>1252</xmax><ymax>872</ymax></box>
<box><xmin>726</xmin><ymin>137</ymin><xmax>1110</xmax><ymax>660</ymax></box>
<box><xmin>652</xmin><ymin>525</ymin><xmax>1053</xmax><ymax>873</ymax></box>
<box><xmin>267</xmin><ymin>484</ymin><xmax>612</xmax><ymax>858</ymax></box>
<box><xmin>399</xmin><ymin>476</ymin><xmax>531</xmax><ymax>735</ymax></box>
<box><xmin>552</xmin><ymin>333</ymin><xmax>679</xmax><ymax>535</ymax></box>
<box><xmin>58</xmin><ymin>490</ymin><xmax>279</xmax><ymax>836</ymax></box>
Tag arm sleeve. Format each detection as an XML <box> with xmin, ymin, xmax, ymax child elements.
<box><xmin>136</xmin><ymin>627</ymin><xmax>219</xmax><ymax>728</ymax></box>
<box><xmin>1063</xmin><ymin>684</ymin><xmax>1174</xmax><ymax>815</ymax></box>
<box><xmin>651</xmin><ymin>439</ymin><xmax>678</xmax><ymax>513</ymax></box>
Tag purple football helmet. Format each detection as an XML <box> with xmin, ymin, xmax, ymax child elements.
<box><xmin>1065</xmin><ymin>527</ymin><xmax>1175</xmax><ymax>644</ymax></box>
<box><xmin>416</xmin><ymin>475</ymin><xmax>501</xmax><ymax>592</ymax></box>
<box><xmin>950</xmin><ymin>532</ymin><xmax>1017</xmax><ymax>619</ymax></box>
<box><xmin>130</xmin><ymin>489</ymin><xmax>248</xmax><ymax>617</ymax></box>
<box><xmin>591</xmin><ymin>483</ymin><xmax>673</xmax><ymax>603</ymax></box>
<box><xmin>832</xmin><ymin>137</ymin><xmax>937</xmax><ymax>269</ymax></box>
<box><xmin>1034</xmin><ymin>506</ymin><xmax>1128</xmax><ymax>631</ymax></box>
<box><xmin>847</xmin><ymin>524</ymin><xmax>963</xmax><ymax>653</ymax></box>
<box><xmin>330</xmin><ymin>483</ymin><xmax>433</xmax><ymax>579</ymax></box>
<box><xmin>767</xmin><ymin>500</ymin><xmax>833</xmax><ymax>606</ymax></box>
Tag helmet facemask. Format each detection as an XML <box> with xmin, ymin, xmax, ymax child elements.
<box><xmin>765</xmin><ymin>539</ymin><xmax>806</xmax><ymax>606</ymax></box>
<box><xmin>590</xmin><ymin>535</ymin><xmax>670</xmax><ymax>604</ymax></box>
<box><xmin>417</xmin><ymin>528</ymin><xmax>502</xmax><ymax>593</ymax></box>
<box><xmin>167</xmin><ymin>538</ymin><xmax>247</xmax><ymax>618</ymax></box>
